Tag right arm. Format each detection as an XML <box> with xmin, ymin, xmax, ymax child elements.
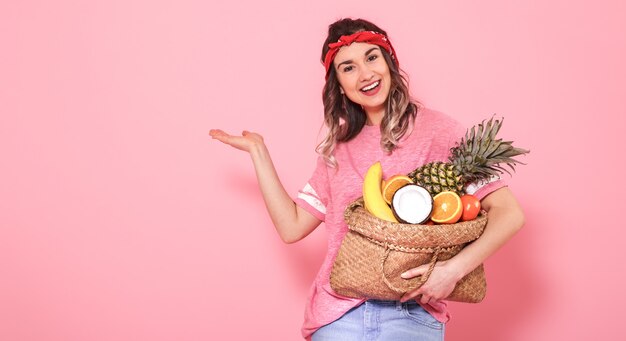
<box><xmin>209</xmin><ymin>129</ymin><xmax>322</xmax><ymax>243</ymax></box>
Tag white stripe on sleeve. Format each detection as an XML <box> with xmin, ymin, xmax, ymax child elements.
<box><xmin>465</xmin><ymin>176</ymin><xmax>500</xmax><ymax>195</ymax></box>
<box><xmin>297</xmin><ymin>183</ymin><xmax>327</xmax><ymax>215</ymax></box>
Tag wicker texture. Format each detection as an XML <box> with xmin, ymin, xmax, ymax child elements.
<box><xmin>330</xmin><ymin>198</ymin><xmax>488</xmax><ymax>303</ymax></box>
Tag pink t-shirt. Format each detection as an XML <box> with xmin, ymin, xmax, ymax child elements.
<box><xmin>294</xmin><ymin>108</ymin><xmax>505</xmax><ymax>339</ymax></box>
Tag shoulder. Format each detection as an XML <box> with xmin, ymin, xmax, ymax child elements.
<box><xmin>406</xmin><ymin>107</ymin><xmax>466</xmax><ymax>141</ymax></box>
<box><xmin>417</xmin><ymin>107</ymin><xmax>464</xmax><ymax>130</ymax></box>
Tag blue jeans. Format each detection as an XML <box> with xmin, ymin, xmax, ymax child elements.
<box><xmin>311</xmin><ymin>300</ymin><xmax>445</xmax><ymax>341</ymax></box>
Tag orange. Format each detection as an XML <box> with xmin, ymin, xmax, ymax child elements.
<box><xmin>431</xmin><ymin>191</ymin><xmax>463</xmax><ymax>224</ymax></box>
<box><xmin>460</xmin><ymin>194</ymin><xmax>481</xmax><ymax>221</ymax></box>
<box><xmin>382</xmin><ymin>175</ymin><xmax>413</xmax><ymax>205</ymax></box>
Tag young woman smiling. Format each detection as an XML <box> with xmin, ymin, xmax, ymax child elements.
<box><xmin>210</xmin><ymin>18</ymin><xmax>524</xmax><ymax>341</ymax></box>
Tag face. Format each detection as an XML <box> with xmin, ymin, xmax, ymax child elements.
<box><xmin>333</xmin><ymin>42</ymin><xmax>392</xmax><ymax>118</ymax></box>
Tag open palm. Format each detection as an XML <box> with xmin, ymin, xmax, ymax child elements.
<box><xmin>209</xmin><ymin>129</ymin><xmax>264</xmax><ymax>153</ymax></box>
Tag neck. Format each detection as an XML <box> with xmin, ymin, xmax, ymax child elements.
<box><xmin>364</xmin><ymin>107</ymin><xmax>385</xmax><ymax>126</ymax></box>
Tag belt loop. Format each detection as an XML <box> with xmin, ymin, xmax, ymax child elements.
<box><xmin>396</xmin><ymin>300</ymin><xmax>402</xmax><ymax>311</ymax></box>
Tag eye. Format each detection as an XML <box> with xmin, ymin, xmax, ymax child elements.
<box><xmin>342</xmin><ymin>65</ymin><xmax>354</xmax><ymax>73</ymax></box>
<box><xmin>367</xmin><ymin>54</ymin><xmax>379</xmax><ymax>62</ymax></box>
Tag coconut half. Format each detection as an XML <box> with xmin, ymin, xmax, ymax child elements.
<box><xmin>391</xmin><ymin>184</ymin><xmax>433</xmax><ymax>224</ymax></box>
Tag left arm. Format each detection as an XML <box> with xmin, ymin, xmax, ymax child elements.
<box><xmin>400</xmin><ymin>187</ymin><xmax>525</xmax><ymax>303</ymax></box>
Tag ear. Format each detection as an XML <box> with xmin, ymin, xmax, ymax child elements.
<box><xmin>339</xmin><ymin>87</ymin><xmax>345</xmax><ymax>94</ymax></box>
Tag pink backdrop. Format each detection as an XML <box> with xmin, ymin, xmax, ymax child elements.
<box><xmin>2</xmin><ymin>1</ymin><xmax>625</xmax><ymax>340</ymax></box>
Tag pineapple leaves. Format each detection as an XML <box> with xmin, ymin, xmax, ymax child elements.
<box><xmin>495</xmin><ymin>165</ymin><xmax>513</xmax><ymax>177</ymax></box>
<box><xmin>484</xmin><ymin>139</ymin><xmax>502</xmax><ymax>158</ymax></box>
<box><xmin>488</xmin><ymin>116</ymin><xmax>502</xmax><ymax>141</ymax></box>
<box><xmin>472</xmin><ymin>122</ymin><xmax>484</xmax><ymax>156</ymax></box>
<box><xmin>468</xmin><ymin>125</ymin><xmax>476</xmax><ymax>145</ymax></box>
<box><xmin>478</xmin><ymin>136</ymin><xmax>491</xmax><ymax>156</ymax></box>
<box><xmin>490</xmin><ymin>142</ymin><xmax>514</xmax><ymax>158</ymax></box>
<box><xmin>408</xmin><ymin>115</ymin><xmax>529</xmax><ymax>196</ymax></box>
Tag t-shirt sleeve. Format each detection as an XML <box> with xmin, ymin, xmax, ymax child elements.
<box><xmin>294</xmin><ymin>156</ymin><xmax>330</xmax><ymax>222</ymax></box>
<box><xmin>465</xmin><ymin>176</ymin><xmax>508</xmax><ymax>201</ymax></box>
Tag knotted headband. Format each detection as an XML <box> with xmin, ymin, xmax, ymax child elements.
<box><xmin>323</xmin><ymin>30</ymin><xmax>398</xmax><ymax>79</ymax></box>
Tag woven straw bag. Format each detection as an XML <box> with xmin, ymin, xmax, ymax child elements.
<box><xmin>330</xmin><ymin>197</ymin><xmax>488</xmax><ymax>303</ymax></box>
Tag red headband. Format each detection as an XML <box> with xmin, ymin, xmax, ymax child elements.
<box><xmin>323</xmin><ymin>30</ymin><xmax>398</xmax><ymax>79</ymax></box>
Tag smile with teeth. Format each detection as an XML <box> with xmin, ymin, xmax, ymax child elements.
<box><xmin>361</xmin><ymin>81</ymin><xmax>380</xmax><ymax>92</ymax></box>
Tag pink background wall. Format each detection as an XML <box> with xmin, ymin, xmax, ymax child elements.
<box><xmin>2</xmin><ymin>1</ymin><xmax>625</xmax><ymax>340</ymax></box>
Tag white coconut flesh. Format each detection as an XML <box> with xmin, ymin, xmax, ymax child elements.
<box><xmin>391</xmin><ymin>184</ymin><xmax>433</xmax><ymax>224</ymax></box>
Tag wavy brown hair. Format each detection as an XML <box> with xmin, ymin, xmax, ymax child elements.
<box><xmin>316</xmin><ymin>18</ymin><xmax>422</xmax><ymax>167</ymax></box>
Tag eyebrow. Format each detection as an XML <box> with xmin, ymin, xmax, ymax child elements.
<box><xmin>335</xmin><ymin>47</ymin><xmax>381</xmax><ymax>69</ymax></box>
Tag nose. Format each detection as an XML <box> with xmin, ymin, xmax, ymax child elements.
<box><xmin>359</xmin><ymin>64</ymin><xmax>375</xmax><ymax>82</ymax></box>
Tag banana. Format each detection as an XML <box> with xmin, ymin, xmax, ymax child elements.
<box><xmin>363</xmin><ymin>161</ymin><xmax>398</xmax><ymax>222</ymax></box>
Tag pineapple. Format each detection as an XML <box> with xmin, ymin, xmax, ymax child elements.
<box><xmin>408</xmin><ymin>117</ymin><xmax>529</xmax><ymax>196</ymax></box>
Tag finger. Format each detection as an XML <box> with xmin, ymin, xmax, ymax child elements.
<box><xmin>401</xmin><ymin>265</ymin><xmax>428</xmax><ymax>279</ymax></box>
<box><xmin>400</xmin><ymin>288</ymin><xmax>422</xmax><ymax>303</ymax></box>
<box><xmin>209</xmin><ymin>129</ymin><xmax>227</xmax><ymax>138</ymax></box>
<box><xmin>400</xmin><ymin>293</ymin><xmax>414</xmax><ymax>303</ymax></box>
<box><xmin>211</xmin><ymin>132</ymin><xmax>235</xmax><ymax>144</ymax></box>
<box><xmin>419</xmin><ymin>294</ymin><xmax>432</xmax><ymax>305</ymax></box>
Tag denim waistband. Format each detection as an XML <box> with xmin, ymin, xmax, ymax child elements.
<box><xmin>365</xmin><ymin>299</ymin><xmax>419</xmax><ymax>311</ymax></box>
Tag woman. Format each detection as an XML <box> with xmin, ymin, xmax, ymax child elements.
<box><xmin>210</xmin><ymin>18</ymin><xmax>524</xmax><ymax>341</ymax></box>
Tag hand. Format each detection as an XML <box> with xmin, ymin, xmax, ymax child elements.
<box><xmin>209</xmin><ymin>129</ymin><xmax>265</xmax><ymax>153</ymax></box>
<box><xmin>399</xmin><ymin>260</ymin><xmax>461</xmax><ymax>304</ymax></box>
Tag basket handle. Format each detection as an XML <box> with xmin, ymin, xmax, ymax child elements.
<box><xmin>343</xmin><ymin>197</ymin><xmax>365</xmax><ymax>221</ymax></box>
<box><xmin>381</xmin><ymin>244</ymin><xmax>441</xmax><ymax>295</ymax></box>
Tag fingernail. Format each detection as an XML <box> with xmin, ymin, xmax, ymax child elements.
<box><xmin>400</xmin><ymin>272</ymin><xmax>408</xmax><ymax>279</ymax></box>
